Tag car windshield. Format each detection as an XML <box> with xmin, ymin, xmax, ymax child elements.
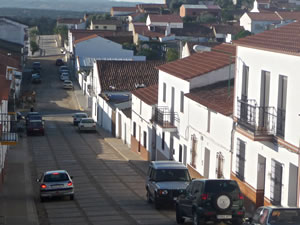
<box><xmin>75</xmin><ymin>114</ymin><xmax>87</xmax><ymax>118</ymax></box>
<box><xmin>82</xmin><ymin>119</ymin><xmax>94</xmax><ymax>123</ymax></box>
<box><xmin>155</xmin><ymin>169</ymin><xmax>190</xmax><ymax>182</ymax></box>
<box><xmin>268</xmin><ymin>209</ymin><xmax>300</xmax><ymax>225</ymax></box>
<box><xmin>29</xmin><ymin>115</ymin><xmax>42</xmax><ymax>120</ymax></box>
<box><xmin>44</xmin><ymin>173</ymin><xmax>69</xmax><ymax>182</ymax></box>
<box><xmin>204</xmin><ymin>180</ymin><xmax>239</xmax><ymax>194</ymax></box>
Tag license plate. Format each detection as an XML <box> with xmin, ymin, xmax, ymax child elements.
<box><xmin>217</xmin><ymin>215</ymin><xmax>232</xmax><ymax>219</ymax></box>
<box><xmin>52</xmin><ymin>185</ymin><xmax>63</xmax><ymax>188</ymax></box>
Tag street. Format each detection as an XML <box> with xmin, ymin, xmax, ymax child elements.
<box><xmin>23</xmin><ymin>35</ymin><xmax>179</xmax><ymax>225</ymax></box>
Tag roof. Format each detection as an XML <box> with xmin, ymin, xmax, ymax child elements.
<box><xmin>234</xmin><ymin>21</ymin><xmax>300</xmax><ymax>56</ymax></box>
<box><xmin>74</xmin><ymin>34</ymin><xmax>99</xmax><ymax>44</ymax></box>
<box><xmin>213</xmin><ymin>24</ymin><xmax>244</xmax><ymax>35</ymax></box>
<box><xmin>0</xmin><ymin>52</ymin><xmax>20</xmax><ymax>75</ymax></box>
<box><xmin>70</xmin><ymin>29</ymin><xmax>132</xmax><ymax>43</ymax></box>
<box><xmin>277</xmin><ymin>11</ymin><xmax>300</xmax><ymax>20</ymax></box>
<box><xmin>247</xmin><ymin>12</ymin><xmax>281</xmax><ymax>21</ymax></box>
<box><xmin>185</xmin><ymin>80</ymin><xmax>233</xmax><ymax>116</ymax></box>
<box><xmin>0</xmin><ymin>75</ymin><xmax>11</xmax><ymax>101</ymax></box>
<box><xmin>111</xmin><ymin>7</ymin><xmax>137</xmax><ymax>12</ymax></box>
<box><xmin>157</xmin><ymin>43</ymin><xmax>236</xmax><ymax>80</ymax></box>
<box><xmin>186</xmin><ymin>42</ymin><xmax>220</xmax><ymax>55</ymax></box>
<box><xmin>97</xmin><ymin>61</ymin><xmax>164</xmax><ymax>92</ymax></box>
<box><xmin>92</xmin><ymin>19</ymin><xmax>122</xmax><ymax>25</ymax></box>
<box><xmin>148</xmin><ymin>14</ymin><xmax>182</xmax><ymax>23</ymax></box>
<box><xmin>150</xmin><ymin>160</ymin><xmax>187</xmax><ymax>169</ymax></box>
<box><xmin>57</xmin><ymin>18</ymin><xmax>82</xmax><ymax>24</ymax></box>
<box><xmin>132</xmin><ymin>85</ymin><xmax>158</xmax><ymax>105</ymax></box>
<box><xmin>182</xmin><ymin>4</ymin><xmax>221</xmax><ymax>10</ymax></box>
<box><xmin>134</xmin><ymin>25</ymin><xmax>165</xmax><ymax>38</ymax></box>
<box><xmin>0</xmin><ymin>39</ymin><xmax>23</xmax><ymax>54</ymax></box>
<box><xmin>171</xmin><ymin>23</ymin><xmax>213</xmax><ymax>37</ymax></box>
<box><xmin>137</xmin><ymin>4</ymin><xmax>167</xmax><ymax>9</ymax></box>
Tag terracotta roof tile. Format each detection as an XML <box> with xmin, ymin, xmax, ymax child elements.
<box><xmin>74</xmin><ymin>34</ymin><xmax>98</xmax><ymax>44</ymax></box>
<box><xmin>138</xmin><ymin>4</ymin><xmax>167</xmax><ymax>9</ymax></box>
<box><xmin>234</xmin><ymin>21</ymin><xmax>300</xmax><ymax>55</ymax></box>
<box><xmin>0</xmin><ymin>52</ymin><xmax>20</xmax><ymax>75</ymax></box>
<box><xmin>132</xmin><ymin>85</ymin><xmax>158</xmax><ymax>105</ymax></box>
<box><xmin>186</xmin><ymin>80</ymin><xmax>233</xmax><ymax>116</ymax></box>
<box><xmin>149</xmin><ymin>14</ymin><xmax>182</xmax><ymax>23</ymax></box>
<box><xmin>97</xmin><ymin>61</ymin><xmax>164</xmax><ymax>92</ymax></box>
<box><xmin>134</xmin><ymin>25</ymin><xmax>165</xmax><ymax>38</ymax></box>
<box><xmin>247</xmin><ymin>12</ymin><xmax>281</xmax><ymax>21</ymax></box>
<box><xmin>277</xmin><ymin>11</ymin><xmax>300</xmax><ymax>20</ymax></box>
<box><xmin>0</xmin><ymin>75</ymin><xmax>11</xmax><ymax>101</ymax></box>
<box><xmin>71</xmin><ymin>30</ymin><xmax>132</xmax><ymax>43</ymax></box>
<box><xmin>157</xmin><ymin>43</ymin><xmax>236</xmax><ymax>80</ymax></box>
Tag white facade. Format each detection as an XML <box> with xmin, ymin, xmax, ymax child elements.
<box><xmin>0</xmin><ymin>18</ymin><xmax>28</xmax><ymax>46</ymax></box>
<box><xmin>116</xmin><ymin>108</ymin><xmax>131</xmax><ymax>146</ymax></box>
<box><xmin>57</xmin><ymin>22</ymin><xmax>85</xmax><ymax>30</ymax></box>
<box><xmin>233</xmin><ymin>45</ymin><xmax>300</xmax><ymax>206</ymax></box>
<box><xmin>146</xmin><ymin>15</ymin><xmax>183</xmax><ymax>29</ymax></box>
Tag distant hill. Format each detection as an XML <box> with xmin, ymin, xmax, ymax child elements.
<box><xmin>0</xmin><ymin>0</ymin><xmax>139</xmax><ymax>12</ymax></box>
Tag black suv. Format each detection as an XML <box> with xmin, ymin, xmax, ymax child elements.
<box><xmin>145</xmin><ymin>161</ymin><xmax>191</xmax><ymax>209</ymax></box>
<box><xmin>176</xmin><ymin>179</ymin><xmax>245</xmax><ymax>225</ymax></box>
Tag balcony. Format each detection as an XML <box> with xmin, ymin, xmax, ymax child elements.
<box><xmin>0</xmin><ymin>113</ymin><xmax>18</xmax><ymax>145</ymax></box>
<box><xmin>152</xmin><ymin>106</ymin><xmax>179</xmax><ymax>131</ymax></box>
<box><xmin>237</xmin><ymin>98</ymin><xmax>276</xmax><ymax>137</ymax></box>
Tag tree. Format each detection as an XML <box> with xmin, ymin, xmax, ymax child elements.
<box><xmin>30</xmin><ymin>40</ymin><xmax>39</xmax><ymax>55</ymax></box>
<box><xmin>233</xmin><ymin>30</ymin><xmax>252</xmax><ymax>40</ymax></box>
<box><xmin>166</xmin><ymin>48</ymin><xmax>179</xmax><ymax>62</ymax></box>
<box><xmin>196</xmin><ymin>12</ymin><xmax>218</xmax><ymax>23</ymax></box>
<box><xmin>53</xmin><ymin>25</ymin><xmax>68</xmax><ymax>41</ymax></box>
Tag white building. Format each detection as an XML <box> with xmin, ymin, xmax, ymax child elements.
<box><xmin>146</xmin><ymin>14</ymin><xmax>183</xmax><ymax>30</ymax></box>
<box><xmin>0</xmin><ymin>18</ymin><xmax>28</xmax><ymax>46</ymax></box>
<box><xmin>233</xmin><ymin>21</ymin><xmax>300</xmax><ymax>208</ymax></box>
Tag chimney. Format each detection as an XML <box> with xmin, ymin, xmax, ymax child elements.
<box><xmin>251</xmin><ymin>0</ymin><xmax>260</xmax><ymax>13</ymax></box>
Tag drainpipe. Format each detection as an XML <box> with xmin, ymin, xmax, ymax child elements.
<box><xmin>230</xmin><ymin>121</ymin><xmax>236</xmax><ymax>178</ymax></box>
<box><xmin>298</xmin><ymin>146</ymin><xmax>300</xmax><ymax>207</ymax></box>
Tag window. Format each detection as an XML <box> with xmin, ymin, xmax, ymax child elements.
<box><xmin>163</xmin><ymin>82</ymin><xmax>166</xmax><ymax>102</ymax></box>
<box><xmin>133</xmin><ymin>122</ymin><xmax>136</xmax><ymax>137</ymax></box>
<box><xmin>236</xmin><ymin>138</ymin><xmax>246</xmax><ymax>181</ymax></box>
<box><xmin>260</xmin><ymin>70</ymin><xmax>271</xmax><ymax>128</ymax></box>
<box><xmin>95</xmin><ymin>25</ymin><xmax>99</xmax><ymax>29</ymax></box>
<box><xmin>143</xmin><ymin>131</ymin><xmax>147</xmax><ymax>148</ymax></box>
<box><xmin>277</xmin><ymin>75</ymin><xmax>287</xmax><ymax>137</ymax></box>
<box><xmin>241</xmin><ymin>65</ymin><xmax>249</xmax><ymax>100</ymax></box>
<box><xmin>207</xmin><ymin>110</ymin><xmax>211</xmax><ymax>133</ymax></box>
<box><xmin>180</xmin><ymin>91</ymin><xmax>184</xmax><ymax>113</ymax></box>
<box><xmin>103</xmin><ymin>25</ymin><xmax>107</xmax><ymax>29</ymax></box>
<box><xmin>162</xmin><ymin>132</ymin><xmax>165</xmax><ymax>150</ymax></box>
<box><xmin>179</xmin><ymin>144</ymin><xmax>182</xmax><ymax>162</ymax></box>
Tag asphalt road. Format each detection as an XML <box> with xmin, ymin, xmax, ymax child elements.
<box><xmin>24</xmin><ymin>35</ymin><xmax>180</xmax><ymax>225</ymax></box>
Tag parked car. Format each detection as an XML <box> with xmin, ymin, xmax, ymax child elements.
<box><xmin>32</xmin><ymin>73</ymin><xmax>41</xmax><ymax>83</ymax></box>
<box><xmin>78</xmin><ymin>118</ymin><xmax>96</xmax><ymax>132</ymax></box>
<box><xmin>63</xmin><ymin>80</ymin><xmax>73</xmax><ymax>89</ymax></box>
<box><xmin>32</xmin><ymin>61</ymin><xmax>41</xmax><ymax>72</ymax></box>
<box><xmin>36</xmin><ymin>170</ymin><xmax>74</xmax><ymax>202</ymax></box>
<box><xmin>59</xmin><ymin>65</ymin><xmax>69</xmax><ymax>73</ymax></box>
<box><xmin>72</xmin><ymin>112</ymin><xmax>88</xmax><ymax>125</ymax></box>
<box><xmin>176</xmin><ymin>179</ymin><xmax>245</xmax><ymax>225</ymax></box>
<box><xmin>25</xmin><ymin>112</ymin><xmax>42</xmax><ymax>125</ymax></box>
<box><xmin>60</xmin><ymin>73</ymin><xmax>70</xmax><ymax>81</ymax></box>
<box><xmin>245</xmin><ymin>206</ymin><xmax>300</xmax><ymax>225</ymax></box>
<box><xmin>56</xmin><ymin>58</ymin><xmax>64</xmax><ymax>66</ymax></box>
<box><xmin>146</xmin><ymin>161</ymin><xmax>191</xmax><ymax>209</ymax></box>
<box><xmin>26</xmin><ymin>120</ymin><xmax>45</xmax><ymax>135</ymax></box>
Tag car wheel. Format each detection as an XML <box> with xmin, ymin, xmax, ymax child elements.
<box><xmin>176</xmin><ymin>204</ymin><xmax>185</xmax><ymax>224</ymax></box>
<box><xmin>70</xmin><ymin>195</ymin><xmax>74</xmax><ymax>200</ymax></box>
<box><xmin>146</xmin><ymin>190</ymin><xmax>152</xmax><ymax>203</ymax></box>
<box><xmin>193</xmin><ymin>212</ymin><xmax>204</xmax><ymax>225</ymax></box>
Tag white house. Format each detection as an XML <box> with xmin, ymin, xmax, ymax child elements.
<box><xmin>146</xmin><ymin>14</ymin><xmax>183</xmax><ymax>30</ymax></box>
<box><xmin>89</xmin><ymin>60</ymin><xmax>164</xmax><ymax>138</ymax></box>
<box><xmin>131</xmin><ymin>85</ymin><xmax>158</xmax><ymax>160</ymax></box>
<box><xmin>0</xmin><ymin>18</ymin><xmax>28</xmax><ymax>46</ymax></box>
<box><xmin>233</xmin><ymin>21</ymin><xmax>300</xmax><ymax>208</ymax></box>
<box><xmin>57</xmin><ymin>18</ymin><xmax>86</xmax><ymax>30</ymax></box>
<box><xmin>149</xmin><ymin>44</ymin><xmax>236</xmax><ymax>179</ymax></box>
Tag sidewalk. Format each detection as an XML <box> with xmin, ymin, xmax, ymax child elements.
<box><xmin>0</xmin><ymin>137</ymin><xmax>39</xmax><ymax>225</ymax></box>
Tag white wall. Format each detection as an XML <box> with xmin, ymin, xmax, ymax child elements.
<box><xmin>116</xmin><ymin>108</ymin><xmax>131</xmax><ymax>146</ymax></box>
<box><xmin>240</xmin><ymin>13</ymin><xmax>252</xmax><ymax>32</ymax></box>
<box><xmin>75</xmin><ymin>36</ymin><xmax>134</xmax><ymax>59</ymax></box>
<box><xmin>235</xmin><ymin>46</ymin><xmax>300</xmax><ymax>147</ymax></box>
<box><xmin>0</xmin><ymin>18</ymin><xmax>27</xmax><ymax>45</ymax></box>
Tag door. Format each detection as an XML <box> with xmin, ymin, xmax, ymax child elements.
<box><xmin>259</xmin><ymin>71</ymin><xmax>270</xmax><ymax>129</ymax></box>
<box><xmin>270</xmin><ymin>159</ymin><xmax>282</xmax><ymax>205</ymax></box>
<box><xmin>179</xmin><ymin>145</ymin><xmax>183</xmax><ymax>163</ymax></box>
<box><xmin>288</xmin><ymin>163</ymin><xmax>298</xmax><ymax>206</ymax></box>
<box><xmin>257</xmin><ymin>154</ymin><xmax>266</xmax><ymax>206</ymax></box>
<box><xmin>183</xmin><ymin>145</ymin><xmax>187</xmax><ymax>166</ymax></box>
<box><xmin>180</xmin><ymin>182</ymin><xmax>194</xmax><ymax>216</ymax></box>
<box><xmin>111</xmin><ymin>110</ymin><xmax>116</xmax><ymax>137</ymax></box>
<box><xmin>204</xmin><ymin>148</ymin><xmax>210</xmax><ymax>178</ymax></box>
<box><xmin>151</xmin><ymin>127</ymin><xmax>156</xmax><ymax>161</ymax></box>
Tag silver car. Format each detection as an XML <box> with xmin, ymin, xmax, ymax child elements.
<box><xmin>78</xmin><ymin>118</ymin><xmax>96</xmax><ymax>132</ymax></box>
<box><xmin>37</xmin><ymin>170</ymin><xmax>74</xmax><ymax>202</ymax></box>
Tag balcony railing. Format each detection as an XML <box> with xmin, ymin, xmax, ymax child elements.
<box><xmin>0</xmin><ymin>113</ymin><xmax>18</xmax><ymax>145</ymax></box>
<box><xmin>237</xmin><ymin>98</ymin><xmax>276</xmax><ymax>136</ymax></box>
<box><xmin>152</xmin><ymin>106</ymin><xmax>179</xmax><ymax>129</ymax></box>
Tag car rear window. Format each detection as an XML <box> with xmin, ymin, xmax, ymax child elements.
<box><xmin>76</xmin><ymin>114</ymin><xmax>87</xmax><ymax>118</ymax></box>
<box><xmin>154</xmin><ymin>169</ymin><xmax>191</xmax><ymax>182</ymax></box>
<box><xmin>268</xmin><ymin>209</ymin><xmax>300</xmax><ymax>224</ymax></box>
<box><xmin>44</xmin><ymin>173</ymin><xmax>69</xmax><ymax>182</ymax></box>
<box><xmin>204</xmin><ymin>180</ymin><xmax>239</xmax><ymax>194</ymax></box>
<box><xmin>82</xmin><ymin>119</ymin><xmax>94</xmax><ymax>123</ymax></box>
